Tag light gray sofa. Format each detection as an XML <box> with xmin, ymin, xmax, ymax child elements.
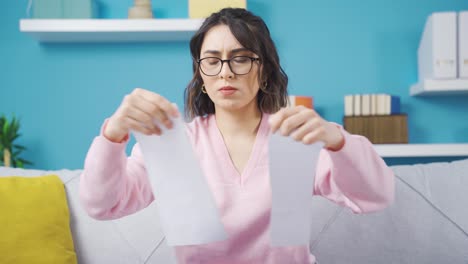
<box><xmin>1</xmin><ymin>158</ymin><xmax>467</xmax><ymax>263</ymax></box>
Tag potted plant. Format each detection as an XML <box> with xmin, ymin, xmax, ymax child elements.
<box><xmin>0</xmin><ymin>115</ymin><xmax>32</xmax><ymax>168</ymax></box>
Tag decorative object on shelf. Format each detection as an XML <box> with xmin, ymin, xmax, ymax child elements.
<box><xmin>288</xmin><ymin>95</ymin><xmax>313</xmax><ymax>109</ymax></box>
<box><xmin>28</xmin><ymin>0</ymin><xmax>99</xmax><ymax>19</ymax></box>
<box><xmin>0</xmin><ymin>115</ymin><xmax>32</xmax><ymax>168</ymax></box>
<box><xmin>343</xmin><ymin>114</ymin><xmax>408</xmax><ymax>144</ymax></box>
<box><xmin>343</xmin><ymin>94</ymin><xmax>406</xmax><ymax>144</ymax></box>
<box><xmin>29</xmin><ymin>0</ymin><xmax>61</xmax><ymax>18</ymax></box>
<box><xmin>128</xmin><ymin>0</ymin><xmax>154</xmax><ymax>19</ymax></box>
<box><xmin>418</xmin><ymin>12</ymin><xmax>457</xmax><ymax>80</ymax></box>
<box><xmin>189</xmin><ymin>0</ymin><xmax>246</xmax><ymax>18</ymax></box>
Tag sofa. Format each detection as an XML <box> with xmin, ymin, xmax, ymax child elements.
<box><xmin>1</xmin><ymin>158</ymin><xmax>467</xmax><ymax>263</ymax></box>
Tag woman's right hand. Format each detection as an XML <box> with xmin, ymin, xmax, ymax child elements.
<box><xmin>104</xmin><ymin>88</ymin><xmax>180</xmax><ymax>142</ymax></box>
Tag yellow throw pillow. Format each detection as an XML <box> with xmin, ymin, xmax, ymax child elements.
<box><xmin>0</xmin><ymin>175</ymin><xmax>77</xmax><ymax>264</ymax></box>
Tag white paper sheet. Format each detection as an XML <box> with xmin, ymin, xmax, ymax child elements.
<box><xmin>133</xmin><ymin>117</ymin><xmax>227</xmax><ymax>246</ymax></box>
<box><xmin>268</xmin><ymin>133</ymin><xmax>323</xmax><ymax>246</ymax></box>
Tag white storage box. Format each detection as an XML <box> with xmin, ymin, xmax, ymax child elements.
<box><xmin>418</xmin><ymin>12</ymin><xmax>457</xmax><ymax>80</ymax></box>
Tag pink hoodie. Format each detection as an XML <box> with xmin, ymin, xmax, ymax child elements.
<box><xmin>79</xmin><ymin>113</ymin><xmax>394</xmax><ymax>264</ymax></box>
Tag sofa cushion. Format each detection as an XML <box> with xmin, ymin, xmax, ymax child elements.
<box><xmin>309</xmin><ymin>159</ymin><xmax>468</xmax><ymax>263</ymax></box>
<box><xmin>391</xmin><ymin>158</ymin><xmax>468</xmax><ymax>233</ymax></box>
<box><xmin>111</xmin><ymin>201</ymin><xmax>175</xmax><ymax>263</ymax></box>
<box><xmin>0</xmin><ymin>175</ymin><xmax>77</xmax><ymax>264</ymax></box>
<box><xmin>65</xmin><ymin>176</ymin><xmax>150</xmax><ymax>263</ymax></box>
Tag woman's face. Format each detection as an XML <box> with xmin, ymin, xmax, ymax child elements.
<box><xmin>199</xmin><ymin>24</ymin><xmax>261</xmax><ymax>113</ymax></box>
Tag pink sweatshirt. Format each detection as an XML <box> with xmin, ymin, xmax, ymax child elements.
<box><xmin>79</xmin><ymin>113</ymin><xmax>394</xmax><ymax>264</ymax></box>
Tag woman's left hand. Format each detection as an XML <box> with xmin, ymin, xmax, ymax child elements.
<box><xmin>269</xmin><ymin>106</ymin><xmax>345</xmax><ymax>150</ymax></box>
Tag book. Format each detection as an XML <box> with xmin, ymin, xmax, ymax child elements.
<box><xmin>288</xmin><ymin>96</ymin><xmax>314</xmax><ymax>109</ymax></box>
<box><xmin>344</xmin><ymin>95</ymin><xmax>354</xmax><ymax>116</ymax></box>
<box><xmin>376</xmin><ymin>94</ymin><xmax>387</xmax><ymax>115</ymax></box>
<box><xmin>353</xmin><ymin>94</ymin><xmax>361</xmax><ymax>116</ymax></box>
<box><xmin>361</xmin><ymin>94</ymin><xmax>371</xmax><ymax>116</ymax></box>
<box><xmin>343</xmin><ymin>114</ymin><xmax>408</xmax><ymax>144</ymax></box>
<box><xmin>370</xmin><ymin>94</ymin><xmax>377</xmax><ymax>115</ymax></box>
<box><xmin>459</xmin><ymin>11</ymin><xmax>468</xmax><ymax>78</ymax></box>
<box><xmin>418</xmin><ymin>12</ymin><xmax>457</xmax><ymax>80</ymax></box>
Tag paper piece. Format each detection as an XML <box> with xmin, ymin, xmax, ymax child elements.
<box><xmin>133</xmin><ymin>117</ymin><xmax>227</xmax><ymax>246</ymax></box>
<box><xmin>268</xmin><ymin>133</ymin><xmax>323</xmax><ymax>247</ymax></box>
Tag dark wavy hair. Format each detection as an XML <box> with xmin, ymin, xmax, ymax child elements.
<box><xmin>184</xmin><ymin>8</ymin><xmax>288</xmax><ymax>120</ymax></box>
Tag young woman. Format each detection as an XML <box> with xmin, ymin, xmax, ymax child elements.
<box><xmin>80</xmin><ymin>8</ymin><xmax>394</xmax><ymax>264</ymax></box>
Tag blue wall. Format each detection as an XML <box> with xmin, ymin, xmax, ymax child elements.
<box><xmin>2</xmin><ymin>0</ymin><xmax>468</xmax><ymax>170</ymax></box>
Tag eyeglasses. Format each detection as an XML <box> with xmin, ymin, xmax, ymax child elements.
<box><xmin>197</xmin><ymin>56</ymin><xmax>260</xmax><ymax>76</ymax></box>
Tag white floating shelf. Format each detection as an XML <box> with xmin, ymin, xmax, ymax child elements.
<box><xmin>19</xmin><ymin>19</ymin><xmax>204</xmax><ymax>42</ymax></box>
<box><xmin>410</xmin><ymin>79</ymin><xmax>468</xmax><ymax>96</ymax></box>
<box><xmin>374</xmin><ymin>143</ymin><xmax>468</xmax><ymax>158</ymax></box>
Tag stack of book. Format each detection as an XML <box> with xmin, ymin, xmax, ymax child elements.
<box><xmin>343</xmin><ymin>94</ymin><xmax>408</xmax><ymax>144</ymax></box>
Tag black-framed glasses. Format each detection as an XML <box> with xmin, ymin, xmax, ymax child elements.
<box><xmin>197</xmin><ymin>56</ymin><xmax>260</xmax><ymax>76</ymax></box>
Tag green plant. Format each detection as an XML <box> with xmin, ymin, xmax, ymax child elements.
<box><xmin>0</xmin><ymin>115</ymin><xmax>32</xmax><ymax>168</ymax></box>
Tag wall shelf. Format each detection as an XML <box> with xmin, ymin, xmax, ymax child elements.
<box><xmin>410</xmin><ymin>79</ymin><xmax>468</xmax><ymax>96</ymax></box>
<box><xmin>374</xmin><ymin>143</ymin><xmax>468</xmax><ymax>158</ymax></box>
<box><xmin>19</xmin><ymin>19</ymin><xmax>204</xmax><ymax>43</ymax></box>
